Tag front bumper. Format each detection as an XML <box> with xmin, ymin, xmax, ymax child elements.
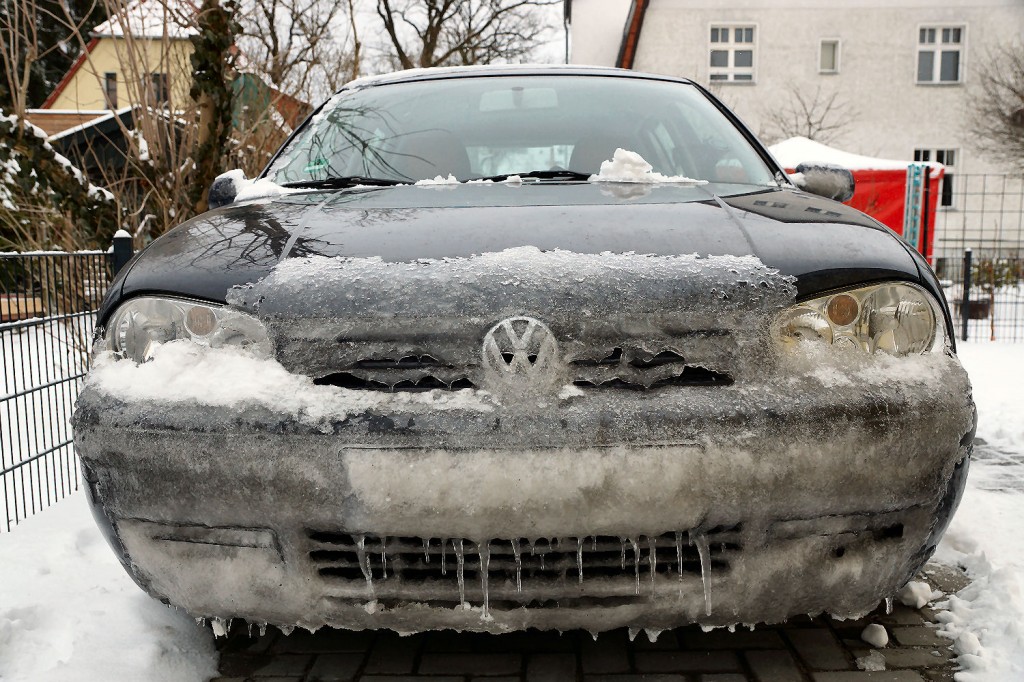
<box><xmin>73</xmin><ymin>352</ymin><xmax>975</xmax><ymax>634</ymax></box>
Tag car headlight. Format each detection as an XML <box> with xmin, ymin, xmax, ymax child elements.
<box><xmin>102</xmin><ymin>296</ymin><xmax>272</xmax><ymax>363</ymax></box>
<box><xmin>775</xmin><ymin>282</ymin><xmax>945</xmax><ymax>356</ymax></box>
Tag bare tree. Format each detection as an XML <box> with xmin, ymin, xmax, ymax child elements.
<box><xmin>971</xmin><ymin>42</ymin><xmax>1024</xmax><ymax>174</ymax></box>
<box><xmin>374</xmin><ymin>0</ymin><xmax>557</xmax><ymax>70</ymax></box>
<box><xmin>760</xmin><ymin>83</ymin><xmax>859</xmax><ymax>146</ymax></box>
<box><xmin>236</xmin><ymin>0</ymin><xmax>357</xmax><ymax>101</ymax></box>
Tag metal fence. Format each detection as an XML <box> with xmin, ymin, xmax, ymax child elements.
<box><xmin>932</xmin><ymin>174</ymin><xmax>1024</xmax><ymax>342</ymax></box>
<box><xmin>1</xmin><ymin>237</ymin><xmax>132</xmax><ymax>531</ymax></box>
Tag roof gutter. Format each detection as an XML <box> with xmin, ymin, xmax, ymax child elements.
<box><xmin>615</xmin><ymin>0</ymin><xmax>649</xmax><ymax>70</ymax></box>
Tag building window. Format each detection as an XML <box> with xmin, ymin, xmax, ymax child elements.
<box><xmin>144</xmin><ymin>72</ymin><xmax>169</xmax><ymax>105</ymax></box>
<box><xmin>917</xmin><ymin>26</ymin><xmax>964</xmax><ymax>83</ymax></box>
<box><xmin>709</xmin><ymin>25</ymin><xmax>756</xmax><ymax>83</ymax></box>
<box><xmin>914</xmin><ymin>148</ymin><xmax>958</xmax><ymax>207</ymax></box>
<box><xmin>104</xmin><ymin>72</ymin><xmax>117</xmax><ymax>109</ymax></box>
<box><xmin>819</xmin><ymin>40</ymin><xmax>840</xmax><ymax>73</ymax></box>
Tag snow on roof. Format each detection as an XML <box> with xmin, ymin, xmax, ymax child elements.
<box><xmin>92</xmin><ymin>0</ymin><xmax>198</xmax><ymax>39</ymax></box>
<box><xmin>768</xmin><ymin>136</ymin><xmax>940</xmax><ymax>172</ymax></box>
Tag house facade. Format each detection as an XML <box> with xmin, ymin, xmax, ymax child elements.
<box><xmin>567</xmin><ymin>0</ymin><xmax>1024</xmax><ymax>260</ymax></box>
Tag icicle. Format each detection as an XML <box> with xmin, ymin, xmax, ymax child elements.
<box><xmin>592</xmin><ymin>536</ymin><xmax>597</xmax><ymax>551</ymax></box>
<box><xmin>694</xmin><ymin>533</ymin><xmax>712</xmax><ymax>616</ymax></box>
<box><xmin>356</xmin><ymin>534</ymin><xmax>374</xmax><ymax>595</ymax></box>
<box><xmin>540</xmin><ymin>540</ymin><xmax>546</xmax><ymax>571</ymax></box>
<box><xmin>675</xmin><ymin>531</ymin><xmax>684</xmax><ymax>580</ymax></box>
<box><xmin>577</xmin><ymin>537</ymin><xmax>584</xmax><ymax>585</ymax></box>
<box><xmin>631</xmin><ymin>537</ymin><xmax>641</xmax><ymax>595</ymax></box>
<box><xmin>423</xmin><ymin>538</ymin><xmax>431</xmax><ymax>564</ymax></box>
<box><xmin>885</xmin><ymin>597</ymin><xmax>894</xmax><ymax>614</ymax></box>
<box><xmin>247</xmin><ymin>622</ymin><xmax>253</xmax><ymax>638</ymax></box>
<box><xmin>590</xmin><ymin>631</ymin><xmax>599</xmax><ymax>642</ymax></box>
<box><xmin>381</xmin><ymin>536</ymin><xmax>387</xmax><ymax>579</ymax></box>
<box><xmin>479</xmin><ymin>541</ymin><xmax>492</xmax><ymax>620</ymax></box>
<box><xmin>195</xmin><ymin>617</ymin><xmax>205</xmax><ymax>627</ymax></box>
<box><xmin>512</xmin><ymin>538</ymin><xmax>523</xmax><ymax>593</ymax></box>
<box><xmin>441</xmin><ymin>538</ymin><xmax>447</xmax><ymax>575</ymax></box>
<box><xmin>454</xmin><ymin>538</ymin><xmax>466</xmax><ymax>608</ymax></box>
<box><xmin>620</xmin><ymin>538</ymin><xmax>627</xmax><ymax>570</ymax></box>
<box><xmin>279</xmin><ymin>625</ymin><xmax>294</xmax><ymax>636</ymax></box>
<box><xmin>648</xmin><ymin>536</ymin><xmax>657</xmax><ymax>586</ymax></box>
<box><xmin>258</xmin><ymin>622</ymin><xmax>267</xmax><ymax>637</ymax></box>
<box><xmin>211</xmin><ymin>618</ymin><xmax>228</xmax><ymax>638</ymax></box>
<box><xmin>628</xmin><ymin>626</ymin><xmax>640</xmax><ymax>642</ymax></box>
<box><xmin>645</xmin><ymin>628</ymin><xmax>662</xmax><ymax>643</ymax></box>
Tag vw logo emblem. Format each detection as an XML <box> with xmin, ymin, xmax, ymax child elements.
<box><xmin>482</xmin><ymin>316</ymin><xmax>560</xmax><ymax>382</ymax></box>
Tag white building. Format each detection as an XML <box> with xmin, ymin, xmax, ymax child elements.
<box><xmin>567</xmin><ymin>0</ymin><xmax>1024</xmax><ymax>258</ymax></box>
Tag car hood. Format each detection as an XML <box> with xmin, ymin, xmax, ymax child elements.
<box><xmin>105</xmin><ymin>182</ymin><xmax>921</xmax><ymax>321</ymax></box>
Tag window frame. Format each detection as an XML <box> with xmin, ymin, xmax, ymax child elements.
<box><xmin>103</xmin><ymin>72</ymin><xmax>118</xmax><ymax>109</ymax></box>
<box><xmin>708</xmin><ymin>22</ymin><xmax>758</xmax><ymax>85</ymax></box>
<box><xmin>916</xmin><ymin>24</ymin><xmax>966</xmax><ymax>85</ymax></box>
<box><xmin>913</xmin><ymin>147</ymin><xmax>959</xmax><ymax>209</ymax></box>
<box><xmin>819</xmin><ymin>39</ymin><xmax>841</xmax><ymax>74</ymax></box>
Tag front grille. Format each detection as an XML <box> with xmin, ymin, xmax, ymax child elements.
<box><xmin>311</xmin><ymin>346</ymin><xmax>733</xmax><ymax>392</ymax></box>
<box><xmin>305</xmin><ymin>529</ymin><xmax>741</xmax><ymax>607</ymax></box>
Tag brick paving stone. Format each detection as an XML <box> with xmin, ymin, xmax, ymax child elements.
<box><xmin>526</xmin><ymin>653</ymin><xmax>576</xmax><ymax>681</ymax></box>
<box><xmin>271</xmin><ymin>629</ymin><xmax>375</xmax><ymax>654</ymax></box>
<box><xmin>786</xmin><ymin>630</ymin><xmax>851</xmax><ymax>671</ymax></box>
<box><xmin>744</xmin><ymin>649</ymin><xmax>805</xmax><ymax>682</ymax></box>
<box><xmin>890</xmin><ymin>628</ymin><xmax>947</xmax><ymax>648</ymax></box>
<box><xmin>879</xmin><ymin>648</ymin><xmax>949</xmax><ymax>669</ymax></box>
<box><xmin>360</xmin><ymin>677</ymin><xmax>463</xmax><ymax>682</ymax></box>
<box><xmin>581</xmin><ymin>633</ymin><xmax>630</xmax><ymax>673</ymax></box>
<box><xmin>874</xmin><ymin>608</ymin><xmax>927</xmax><ymax>627</ymax></box>
<box><xmin>418</xmin><ymin>652</ymin><xmax>522</xmax><ymax>675</ymax></box>
<box><xmin>307</xmin><ymin>653</ymin><xmax>366</xmax><ymax>681</ymax></box>
<box><xmin>681</xmin><ymin>629</ymin><xmax>786</xmax><ymax>650</ymax></box>
<box><xmin>251</xmin><ymin>653</ymin><xmax>315</xmax><ymax>677</ymax></box>
<box><xmin>812</xmin><ymin>672</ymin><xmax>926</xmax><ymax>681</ymax></box>
<box><xmin>363</xmin><ymin>632</ymin><xmax>420</xmax><ymax>674</ymax></box>
<box><xmin>585</xmin><ymin>671</ymin><xmax>688</xmax><ymax>675</ymax></box>
<box><xmin>634</xmin><ymin>650</ymin><xmax>741</xmax><ymax>673</ymax></box>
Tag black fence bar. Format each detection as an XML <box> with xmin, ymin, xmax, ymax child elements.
<box><xmin>0</xmin><ymin>245</ymin><xmax>128</xmax><ymax>531</ymax></box>
<box><xmin>931</xmin><ymin>174</ymin><xmax>1024</xmax><ymax>343</ymax></box>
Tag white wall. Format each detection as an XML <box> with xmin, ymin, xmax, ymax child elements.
<box><xmin>569</xmin><ymin>0</ymin><xmax>634</xmax><ymax>67</ymax></box>
<box><xmin>626</xmin><ymin>0</ymin><xmax>1024</xmax><ymax>177</ymax></box>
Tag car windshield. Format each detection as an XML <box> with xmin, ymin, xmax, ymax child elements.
<box><xmin>265</xmin><ymin>74</ymin><xmax>778</xmax><ymax>186</ymax></box>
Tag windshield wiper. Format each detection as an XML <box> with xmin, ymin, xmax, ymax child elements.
<box><xmin>280</xmin><ymin>176</ymin><xmax>406</xmax><ymax>189</ymax></box>
<box><xmin>472</xmin><ymin>169</ymin><xmax>593</xmax><ymax>182</ymax></box>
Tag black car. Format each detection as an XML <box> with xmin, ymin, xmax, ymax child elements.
<box><xmin>73</xmin><ymin>66</ymin><xmax>974</xmax><ymax>635</ymax></box>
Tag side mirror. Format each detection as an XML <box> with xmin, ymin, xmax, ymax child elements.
<box><xmin>208</xmin><ymin>170</ymin><xmax>246</xmax><ymax>210</ymax></box>
<box><xmin>792</xmin><ymin>163</ymin><xmax>855</xmax><ymax>203</ymax></box>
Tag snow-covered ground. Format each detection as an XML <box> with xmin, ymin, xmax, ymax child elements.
<box><xmin>0</xmin><ymin>340</ymin><xmax>1020</xmax><ymax>681</ymax></box>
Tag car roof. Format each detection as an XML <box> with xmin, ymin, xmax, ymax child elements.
<box><xmin>340</xmin><ymin>64</ymin><xmax>696</xmax><ymax>92</ymax></box>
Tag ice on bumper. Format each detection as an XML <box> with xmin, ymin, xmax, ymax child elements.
<box><xmin>73</xmin><ymin>248</ymin><xmax>975</xmax><ymax>634</ymax></box>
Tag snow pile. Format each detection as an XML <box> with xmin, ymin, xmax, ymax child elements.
<box><xmin>0</xmin><ymin>495</ymin><xmax>217</xmax><ymax>682</ymax></box>
<box><xmin>861</xmin><ymin>623</ymin><xmax>888</xmax><ymax>648</ymax></box>
<box><xmin>589</xmin><ymin>149</ymin><xmax>706</xmax><ymax>184</ymax></box>
<box><xmin>233</xmin><ymin>175</ymin><xmax>297</xmax><ymax>203</ymax></box>
<box><xmin>87</xmin><ymin>341</ymin><xmax>495</xmax><ymax>425</ymax></box>
<box><xmin>898</xmin><ymin>580</ymin><xmax>939</xmax><ymax>609</ymax></box>
<box><xmin>929</xmin><ymin>342</ymin><xmax>1024</xmax><ymax>680</ymax></box>
<box><xmin>768</xmin><ymin>136</ymin><xmax>942</xmax><ymax>177</ymax></box>
<box><xmin>414</xmin><ymin>174</ymin><xmax>460</xmax><ymax>185</ymax></box>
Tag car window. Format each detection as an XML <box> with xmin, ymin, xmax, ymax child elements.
<box><xmin>266</xmin><ymin>75</ymin><xmax>777</xmax><ymax>186</ymax></box>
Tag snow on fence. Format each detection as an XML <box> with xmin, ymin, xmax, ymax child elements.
<box><xmin>0</xmin><ymin>238</ymin><xmax>132</xmax><ymax>531</ymax></box>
